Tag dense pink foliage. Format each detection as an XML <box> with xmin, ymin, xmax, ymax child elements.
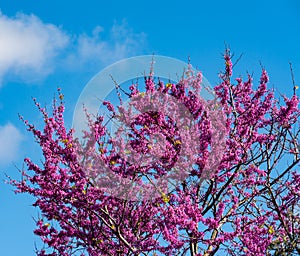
<box><xmin>11</xmin><ymin>50</ymin><xmax>300</xmax><ymax>255</ymax></box>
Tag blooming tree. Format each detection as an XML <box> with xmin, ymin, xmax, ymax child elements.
<box><xmin>11</xmin><ymin>50</ymin><xmax>300</xmax><ymax>255</ymax></box>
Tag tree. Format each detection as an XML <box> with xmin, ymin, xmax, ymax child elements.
<box><xmin>10</xmin><ymin>49</ymin><xmax>299</xmax><ymax>255</ymax></box>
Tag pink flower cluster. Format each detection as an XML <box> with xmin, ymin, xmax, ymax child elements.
<box><xmin>10</xmin><ymin>51</ymin><xmax>300</xmax><ymax>255</ymax></box>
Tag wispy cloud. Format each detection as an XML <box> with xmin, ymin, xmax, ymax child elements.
<box><xmin>65</xmin><ymin>20</ymin><xmax>147</xmax><ymax>69</ymax></box>
<box><xmin>0</xmin><ymin>123</ymin><xmax>23</xmax><ymax>166</ymax></box>
<box><xmin>0</xmin><ymin>12</ymin><xmax>69</xmax><ymax>84</ymax></box>
<box><xmin>0</xmin><ymin>12</ymin><xmax>147</xmax><ymax>86</ymax></box>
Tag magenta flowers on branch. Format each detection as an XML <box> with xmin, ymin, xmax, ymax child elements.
<box><xmin>10</xmin><ymin>49</ymin><xmax>300</xmax><ymax>256</ymax></box>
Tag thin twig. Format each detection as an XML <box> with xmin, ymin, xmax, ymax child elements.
<box><xmin>289</xmin><ymin>62</ymin><xmax>297</xmax><ymax>95</ymax></box>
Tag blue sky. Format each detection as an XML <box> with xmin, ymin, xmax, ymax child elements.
<box><xmin>0</xmin><ymin>0</ymin><xmax>299</xmax><ymax>255</ymax></box>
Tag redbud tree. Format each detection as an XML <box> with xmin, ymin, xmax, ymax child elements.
<box><xmin>11</xmin><ymin>50</ymin><xmax>299</xmax><ymax>256</ymax></box>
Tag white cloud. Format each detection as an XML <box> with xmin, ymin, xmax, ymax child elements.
<box><xmin>66</xmin><ymin>20</ymin><xmax>147</xmax><ymax>69</ymax></box>
<box><xmin>0</xmin><ymin>12</ymin><xmax>147</xmax><ymax>86</ymax></box>
<box><xmin>0</xmin><ymin>12</ymin><xmax>69</xmax><ymax>84</ymax></box>
<box><xmin>0</xmin><ymin>123</ymin><xmax>23</xmax><ymax>166</ymax></box>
